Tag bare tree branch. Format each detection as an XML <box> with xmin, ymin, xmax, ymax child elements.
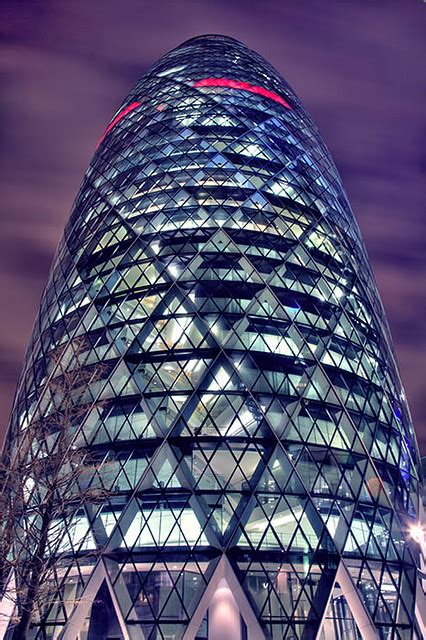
<box><xmin>0</xmin><ymin>338</ymin><xmax>111</xmax><ymax>638</ymax></box>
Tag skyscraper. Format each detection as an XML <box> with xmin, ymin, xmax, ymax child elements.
<box><xmin>2</xmin><ymin>35</ymin><xmax>423</xmax><ymax>639</ymax></box>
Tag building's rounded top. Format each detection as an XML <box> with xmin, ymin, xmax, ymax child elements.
<box><xmin>179</xmin><ymin>34</ymin><xmax>246</xmax><ymax>48</ymax></box>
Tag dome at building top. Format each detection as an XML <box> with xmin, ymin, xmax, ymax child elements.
<box><xmin>2</xmin><ymin>36</ymin><xmax>422</xmax><ymax>640</ymax></box>
<box><xmin>180</xmin><ymin>34</ymin><xmax>246</xmax><ymax>45</ymax></box>
<box><xmin>144</xmin><ymin>33</ymin><xmax>295</xmax><ymax>99</ymax></box>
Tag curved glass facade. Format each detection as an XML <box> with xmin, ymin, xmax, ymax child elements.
<box><xmin>3</xmin><ymin>35</ymin><xmax>423</xmax><ymax>639</ymax></box>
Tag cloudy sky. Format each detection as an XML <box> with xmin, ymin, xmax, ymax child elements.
<box><xmin>1</xmin><ymin>0</ymin><xmax>425</xmax><ymax>451</ymax></box>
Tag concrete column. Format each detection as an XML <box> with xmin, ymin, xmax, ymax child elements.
<box><xmin>335</xmin><ymin>564</ymin><xmax>379</xmax><ymax>640</ymax></box>
<box><xmin>208</xmin><ymin>578</ymin><xmax>241</xmax><ymax>640</ymax></box>
<box><xmin>0</xmin><ymin>571</ymin><xmax>16</xmax><ymax>640</ymax></box>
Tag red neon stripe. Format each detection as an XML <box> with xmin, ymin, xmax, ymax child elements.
<box><xmin>96</xmin><ymin>101</ymin><xmax>142</xmax><ymax>148</ymax></box>
<box><xmin>193</xmin><ymin>78</ymin><xmax>291</xmax><ymax>109</ymax></box>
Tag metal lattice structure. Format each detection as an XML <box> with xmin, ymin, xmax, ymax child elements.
<box><xmin>2</xmin><ymin>35</ymin><xmax>424</xmax><ymax>640</ymax></box>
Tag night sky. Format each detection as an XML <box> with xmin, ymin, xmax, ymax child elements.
<box><xmin>1</xmin><ymin>1</ymin><xmax>425</xmax><ymax>452</ymax></box>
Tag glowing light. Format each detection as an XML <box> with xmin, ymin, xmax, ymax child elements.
<box><xmin>193</xmin><ymin>78</ymin><xmax>291</xmax><ymax>108</ymax></box>
<box><xmin>167</xmin><ymin>264</ymin><xmax>179</xmax><ymax>278</ymax></box>
<box><xmin>97</xmin><ymin>101</ymin><xmax>142</xmax><ymax>149</ymax></box>
<box><xmin>409</xmin><ymin>523</ymin><xmax>425</xmax><ymax>545</ymax></box>
<box><xmin>249</xmin><ymin>508</ymin><xmax>304</xmax><ymax>532</ymax></box>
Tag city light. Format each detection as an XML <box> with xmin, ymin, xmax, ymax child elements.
<box><xmin>409</xmin><ymin>523</ymin><xmax>425</xmax><ymax>545</ymax></box>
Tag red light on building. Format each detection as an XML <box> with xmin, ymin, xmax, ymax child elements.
<box><xmin>96</xmin><ymin>100</ymin><xmax>142</xmax><ymax>149</ymax></box>
<box><xmin>193</xmin><ymin>78</ymin><xmax>291</xmax><ymax>108</ymax></box>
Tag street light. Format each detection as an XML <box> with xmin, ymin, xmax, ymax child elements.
<box><xmin>409</xmin><ymin>523</ymin><xmax>425</xmax><ymax>546</ymax></box>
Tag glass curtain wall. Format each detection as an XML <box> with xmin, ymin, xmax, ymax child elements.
<box><xmin>3</xmin><ymin>35</ymin><xmax>422</xmax><ymax>640</ymax></box>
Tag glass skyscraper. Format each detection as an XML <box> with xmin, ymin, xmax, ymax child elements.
<box><xmin>2</xmin><ymin>35</ymin><xmax>424</xmax><ymax>640</ymax></box>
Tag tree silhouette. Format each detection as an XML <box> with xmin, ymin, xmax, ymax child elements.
<box><xmin>0</xmin><ymin>337</ymin><xmax>111</xmax><ymax>639</ymax></box>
